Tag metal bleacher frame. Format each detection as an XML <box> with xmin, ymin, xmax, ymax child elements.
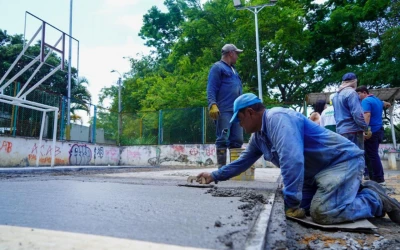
<box><xmin>0</xmin><ymin>12</ymin><xmax>79</xmax><ymax>167</ymax></box>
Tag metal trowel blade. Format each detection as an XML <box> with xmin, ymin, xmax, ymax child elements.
<box><xmin>178</xmin><ymin>176</ymin><xmax>215</xmax><ymax>188</ymax></box>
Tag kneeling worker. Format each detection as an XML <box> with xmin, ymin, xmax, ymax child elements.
<box><xmin>197</xmin><ymin>93</ymin><xmax>400</xmax><ymax>225</ymax></box>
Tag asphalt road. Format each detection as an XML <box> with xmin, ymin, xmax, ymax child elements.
<box><xmin>0</xmin><ymin>168</ymin><xmax>280</xmax><ymax>249</ymax></box>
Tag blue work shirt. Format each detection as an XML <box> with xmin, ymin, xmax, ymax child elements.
<box><xmin>361</xmin><ymin>95</ymin><xmax>383</xmax><ymax>133</ymax></box>
<box><xmin>211</xmin><ymin>108</ymin><xmax>364</xmax><ymax>208</ymax></box>
<box><xmin>207</xmin><ymin>61</ymin><xmax>242</xmax><ymax>112</ymax></box>
<box><xmin>332</xmin><ymin>87</ymin><xmax>368</xmax><ymax>134</ymax></box>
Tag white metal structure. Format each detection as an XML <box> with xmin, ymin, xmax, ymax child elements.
<box><xmin>0</xmin><ymin>12</ymin><xmax>78</xmax><ymax>167</ymax></box>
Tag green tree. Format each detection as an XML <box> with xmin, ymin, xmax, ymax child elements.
<box><xmin>131</xmin><ymin>0</ymin><xmax>398</xmax><ymax>111</ymax></box>
<box><xmin>70</xmin><ymin>76</ymin><xmax>92</xmax><ymax>117</ymax></box>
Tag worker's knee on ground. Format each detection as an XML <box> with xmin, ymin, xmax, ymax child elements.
<box><xmin>310</xmin><ymin>211</ymin><xmax>332</xmax><ymax>225</ymax></box>
<box><xmin>310</xmin><ymin>206</ymin><xmax>332</xmax><ymax>225</ymax></box>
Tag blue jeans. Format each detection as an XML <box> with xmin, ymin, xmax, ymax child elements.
<box><xmin>302</xmin><ymin>156</ymin><xmax>382</xmax><ymax>224</ymax></box>
<box><xmin>215</xmin><ymin>111</ymin><xmax>243</xmax><ymax>149</ymax></box>
<box><xmin>341</xmin><ymin>132</ymin><xmax>364</xmax><ymax>150</ymax></box>
<box><xmin>364</xmin><ymin>129</ymin><xmax>385</xmax><ymax>183</ymax></box>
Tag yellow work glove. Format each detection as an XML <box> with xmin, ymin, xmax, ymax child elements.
<box><xmin>364</xmin><ymin>127</ymin><xmax>372</xmax><ymax>140</ymax></box>
<box><xmin>285</xmin><ymin>207</ymin><xmax>306</xmax><ymax>219</ymax></box>
<box><xmin>209</xmin><ymin>104</ymin><xmax>220</xmax><ymax>120</ymax></box>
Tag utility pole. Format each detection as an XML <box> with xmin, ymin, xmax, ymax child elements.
<box><xmin>234</xmin><ymin>0</ymin><xmax>277</xmax><ymax>101</ymax></box>
<box><xmin>111</xmin><ymin>70</ymin><xmax>122</xmax><ymax>146</ymax></box>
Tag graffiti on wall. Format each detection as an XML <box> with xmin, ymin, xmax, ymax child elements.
<box><xmin>379</xmin><ymin>144</ymin><xmax>400</xmax><ymax>160</ymax></box>
<box><xmin>172</xmin><ymin>145</ymin><xmax>184</xmax><ymax>153</ymax></box>
<box><xmin>105</xmin><ymin>148</ymin><xmax>119</xmax><ymax>163</ymax></box>
<box><xmin>0</xmin><ymin>140</ymin><xmax>12</xmax><ymax>153</ymax></box>
<box><xmin>126</xmin><ymin>149</ymin><xmax>141</xmax><ymax>159</ymax></box>
<box><xmin>69</xmin><ymin>144</ymin><xmax>92</xmax><ymax>165</ymax></box>
<box><xmin>205</xmin><ymin>147</ymin><xmax>216</xmax><ymax>157</ymax></box>
<box><xmin>189</xmin><ymin>148</ymin><xmax>199</xmax><ymax>156</ymax></box>
<box><xmin>147</xmin><ymin>146</ymin><xmax>214</xmax><ymax>167</ymax></box>
<box><xmin>28</xmin><ymin>143</ymin><xmax>65</xmax><ymax>164</ymax></box>
<box><xmin>94</xmin><ymin>147</ymin><xmax>104</xmax><ymax>159</ymax></box>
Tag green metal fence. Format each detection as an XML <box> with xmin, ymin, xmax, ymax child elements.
<box><xmin>1</xmin><ymin>86</ymin><xmax>250</xmax><ymax>145</ymax></box>
<box><xmin>96</xmin><ymin>107</ymin><xmax>250</xmax><ymax>146</ymax></box>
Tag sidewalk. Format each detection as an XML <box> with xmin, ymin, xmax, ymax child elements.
<box><xmin>0</xmin><ymin>165</ymin><xmax>151</xmax><ymax>174</ymax></box>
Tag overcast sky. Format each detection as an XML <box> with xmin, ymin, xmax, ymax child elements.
<box><xmin>0</xmin><ymin>0</ymin><xmax>167</xmax><ymax>118</ymax></box>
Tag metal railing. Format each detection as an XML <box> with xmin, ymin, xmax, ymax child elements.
<box><xmin>0</xmin><ymin>85</ymin><xmax>251</xmax><ymax>145</ymax></box>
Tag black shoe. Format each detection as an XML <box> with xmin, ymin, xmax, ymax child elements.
<box><xmin>363</xmin><ymin>181</ymin><xmax>400</xmax><ymax>224</ymax></box>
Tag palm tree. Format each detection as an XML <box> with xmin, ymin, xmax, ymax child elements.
<box><xmin>70</xmin><ymin>113</ymin><xmax>83</xmax><ymax>124</ymax></box>
<box><xmin>70</xmin><ymin>76</ymin><xmax>91</xmax><ymax>119</ymax></box>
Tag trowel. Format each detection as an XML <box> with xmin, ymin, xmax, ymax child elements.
<box><xmin>178</xmin><ymin>176</ymin><xmax>215</xmax><ymax>188</ymax></box>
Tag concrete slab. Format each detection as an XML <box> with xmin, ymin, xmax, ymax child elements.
<box><xmin>0</xmin><ymin>166</ymin><xmax>282</xmax><ymax>250</ymax></box>
<box><xmin>95</xmin><ymin>168</ymin><xmax>281</xmax><ymax>183</ymax></box>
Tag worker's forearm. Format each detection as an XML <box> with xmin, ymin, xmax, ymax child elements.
<box><xmin>364</xmin><ymin>112</ymin><xmax>371</xmax><ymax>125</ymax></box>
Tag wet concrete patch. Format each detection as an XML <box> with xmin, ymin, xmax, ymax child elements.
<box><xmin>205</xmin><ymin>187</ymin><xmax>272</xmax><ymax>249</ymax></box>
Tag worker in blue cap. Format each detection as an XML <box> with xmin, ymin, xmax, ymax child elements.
<box><xmin>197</xmin><ymin>93</ymin><xmax>400</xmax><ymax>225</ymax></box>
<box><xmin>332</xmin><ymin>72</ymin><xmax>369</xmax><ymax>149</ymax></box>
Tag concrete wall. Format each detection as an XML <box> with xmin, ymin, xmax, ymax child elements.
<box><xmin>0</xmin><ymin>137</ymin><xmax>120</xmax><ymax>167</ymax></box>
<box><xmin>0</xmin><ymin>136</ymin><xmax>398</xmax><ymax>169</ymax></box>
<box><xmin>69</xmin><ymin>124</ymin><xmax>90</xmax><ymax>142</ymax></box>
<box><xmin>0</xmin><ymin>136</ymin><xmax>266</xmax><ymax>168</ymax></box>
<box><xmin>379</xmin><ymin>144</ymin><xmax>400</xmax><ymax>160</ymax></box>
<box><xmin>66</xmin><ymin>124</ymin><xmax>112</xmax><ymax>144</ymax></box>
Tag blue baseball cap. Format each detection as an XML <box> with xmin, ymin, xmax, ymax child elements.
<box><xmin>342</xmin><ymin>72</ymin><xmax>357</xmax><ymax>81</ymax></box>
<box><xmin>230</xmin><ymin>93</ymin><xmax>262</xmax><ymax>123</ymax></box>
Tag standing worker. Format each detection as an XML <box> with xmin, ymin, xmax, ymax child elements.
<box><xmin>332</xmin><ymin>72</ymin><xmax>369</xmax><ymax>149</ymax></box>
<box><xmin>356</xmin><ymin>86</ymin><xmax>390</xmax><ymax>184</ymax></box>
<box><xmin>309</xmin><ymin>100</ymin><xmax>327</xmax><ymax>125</ymax></box>
<box><xmin>207</xmin><ymin>44</ymin><xmax>244</xmax><ymax>168</ymax></box>
<box><xmin>197</xmin><ymin>93</ymin><xmax>400</xmax><ymax>225</ymax></box>
<box><xmin>320</xmin><ymin>93</ymin><xmax>336</xmax><ymax>132</ymax></box>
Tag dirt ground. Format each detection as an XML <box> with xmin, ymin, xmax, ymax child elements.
<box><xmin>276</xmin><ymin>186</ymin><xmax>400</xmax><ymax>250</ymax></box>
<box><xmin>285</xmin><ymin>217</ymin><xmax>400</xmax><ymax>250</ymax></box>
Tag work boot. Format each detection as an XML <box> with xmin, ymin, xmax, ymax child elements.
<box><xmin>362</xmin><ymin>180</ymin><xmax>400</xmax><ymax>224</ymax></box>
<box><xmin>216</xmin><ymin>148</ymin><xmax>227</xmax><ymax>169</ymax></box>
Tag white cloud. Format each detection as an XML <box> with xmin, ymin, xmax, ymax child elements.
<box><xmin>79</xmin><ymin>39</ymin><xmax>151</xmax><ymax>105</ymax></box>
<box><xmin>115</xmin><ymin>14</ymin><xmax>144</xmax><ymax>32</ymax></box>
<box><xmin>103</xmin><ymin>0</ymin><xmax>141</xmax><ymax>7</ymax></box>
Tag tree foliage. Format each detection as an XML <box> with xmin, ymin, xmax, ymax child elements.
<box><xmin>97</xmin><ymin>0</ymin><xmax>399</xmax><ymax>142</ymax></box>
<box><xmin>119</xmin><ymin>0</ymin><xmax>397</xmax><ymax>112</ymax></box>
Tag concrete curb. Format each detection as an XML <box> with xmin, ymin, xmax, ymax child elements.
<box><xmin>0</xmin><ymin>225</ymin><xmax>209</xmax><ymax>250</ymax></box>
<box><xmin>0</xmin><ymin>165</ymin><xmax>156</xmax><ymax>174</ymax></box>
<box><xmin>245</xmin><ymin>192</ymin><xmax>276</xmax><ymax>250</ymax></box>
